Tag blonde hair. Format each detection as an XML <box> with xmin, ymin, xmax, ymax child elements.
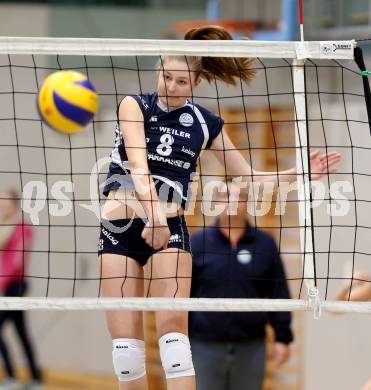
<box><xmin>183</xmin><ymin>25</ymin><xmax>256</xmax><ymax>85</ymax></box>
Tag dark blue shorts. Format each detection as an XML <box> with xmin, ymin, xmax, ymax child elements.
<box><xmin>97</xmin><ymin>215</ymin><xmax>191</xmax><ymax>266</ymax></box>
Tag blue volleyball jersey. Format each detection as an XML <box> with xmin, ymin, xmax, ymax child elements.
<box><xmin>103</xmin><ymin>92</ymin><xmax>224</xmax><ymax>207</ymax></box>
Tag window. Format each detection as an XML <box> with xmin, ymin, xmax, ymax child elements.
<box><xmin>0</xmin><ymin>0</ymin><xmax>150</xmax><ymax>5</ymax></box>
<box><xmin>342</xmin><ymin>0</ymin><xmax>369</xmax><ymax>26</ymax></box>
<box><xmin>313</xmin><ymin>0</ymin><xmax>369</xmax><ymax>29</ymax></box>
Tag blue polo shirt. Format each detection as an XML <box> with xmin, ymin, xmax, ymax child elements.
<box><xmin>189</xmin><ymin>222</ymin><xmax>293</xmax><ymax>344</ymax></box>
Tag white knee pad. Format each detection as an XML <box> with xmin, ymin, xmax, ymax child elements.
<box><xmin>159</xmin><ymin>332</ymin><xmax>195</xmax><ymax>379</ymax></box>
<box><xmin>112</xmin><ymin>338</ymin><xmax>146</xmax><ymax>382</ymax></box>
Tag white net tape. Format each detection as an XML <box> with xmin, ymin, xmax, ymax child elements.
<box><xmin>0</xmin><ymin>36</ymin><xmax>356</xmax><ymax>59</ymax></box>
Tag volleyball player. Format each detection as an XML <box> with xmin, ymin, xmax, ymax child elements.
<box><xmin>98</xmin><ymin>25</ymin><xmax>341</xmax><ymax>390</ymax></box>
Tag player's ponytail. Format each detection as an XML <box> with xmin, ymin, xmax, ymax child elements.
<box><xmin>184</xmin><ymin>25</ymin><xmax>256</xmax><ymax>85</ymax></box>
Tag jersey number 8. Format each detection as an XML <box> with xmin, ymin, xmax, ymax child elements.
<box><xmin>156</xmin><ymin>134</ymin><xmax>174</xmax><ymax>157</ymax></box>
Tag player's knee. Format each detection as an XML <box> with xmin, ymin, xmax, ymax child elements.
<box><xmin>159</xmin><ymin>332</ymin><xmax>195</xmax><ymax>379</ymax></box>
<box><xmin>112</xmin><ymin>339</ymin><xmax>146</xmax><ymax>382</ymax></box>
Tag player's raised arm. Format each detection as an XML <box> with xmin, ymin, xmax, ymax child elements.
<box><xmin>211</xmin><ymin>129</ymin><xmax>341</xmax><ymax>186</ymax></box>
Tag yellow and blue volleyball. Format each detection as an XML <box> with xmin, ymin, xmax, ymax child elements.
<box><xmin>37</xmin><ymin>70</ymin><xmax>99</xmax><ymax>133</ymax></box>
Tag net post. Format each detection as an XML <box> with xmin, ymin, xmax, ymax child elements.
<box><xmin>292</xmin><ymin>58</ymin><xmax>317</xmax><ymax>297</ymax></box>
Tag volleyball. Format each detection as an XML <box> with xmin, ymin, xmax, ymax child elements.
<box><xmin>37</xmin><ymin>70</ymin><xmax>99</xmax><ymax>133</ymax></box>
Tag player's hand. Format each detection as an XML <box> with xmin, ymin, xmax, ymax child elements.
<box><xmin>141</xmin><ymin>220</ymin><xmax>170</xmax><ymax>250</ymax></box>
<box><xmin>273</xmin><ymin>342</ymin><xmax>290</xmax><ymax>368</ymax></box>
<box><xmin>309</xmin><ymin>150</ymin><xmax>341</xmax><ymax>180</ymax></box>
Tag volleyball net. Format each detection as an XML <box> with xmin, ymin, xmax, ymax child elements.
<box><xmin>0</xmin><ymin>37</ymin><xmax>370</xmax><ymax>314</ymax></box>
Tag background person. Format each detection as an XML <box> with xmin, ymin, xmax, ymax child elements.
<box><xmin>0</xmin><ymin>190</ymin><xmax>43</xmax><ymax>389</ymax></box>
<box><xmin>189</xmin><ymin>181</ymin><xmax>293</xmax><ymax>390</ymax></box>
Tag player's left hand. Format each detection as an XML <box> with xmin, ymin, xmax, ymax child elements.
<box><xmin>274</xmin><ymin>342</ymin><xmax>290</xmax><ymax>368</ymax></box>
<box><xmin>309</xmin><ymin>150</ymin><xmax>341</xmax><ymax>180</ymax></box>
